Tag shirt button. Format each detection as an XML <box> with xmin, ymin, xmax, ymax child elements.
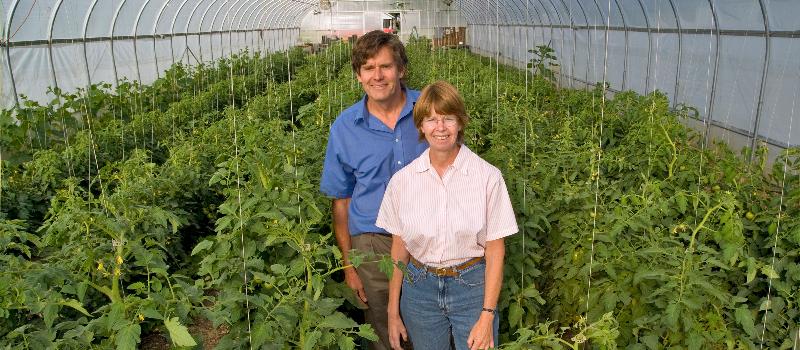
<box><xmin>395</xmin><ymin>138</ymin><xmax>399</xmax><ymax>142</ymax></box>
<box><xmin>397</xmin><ymin>161</ymin><xmax>402</xmax><ymax>165</ymax></box>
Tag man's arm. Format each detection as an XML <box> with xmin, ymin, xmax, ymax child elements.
<box><xmin>332</xmin><ymin>198</ymin><xmax>368</xmax><ymax>304</ymax></box>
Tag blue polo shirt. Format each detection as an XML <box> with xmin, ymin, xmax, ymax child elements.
<box><xmin>320</xmin><ymin>89</ymin><xmax>427</xmax><ymax>236</ymax></box>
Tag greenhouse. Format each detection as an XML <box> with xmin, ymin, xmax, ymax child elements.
<box><xmin>1</xmin><ymin>0</ymin><xmax>798</xmax><ymax>348</ymax></box>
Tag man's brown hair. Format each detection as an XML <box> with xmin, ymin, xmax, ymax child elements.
<box><xmin>413</xmin><ymin>80</ymin><xmax>469</xmax><ymax>144</ymax></box>
<box><xmin>351</xmin><ymin>30</ymin><xmax>408</xmax><ymax>82</ymax></box>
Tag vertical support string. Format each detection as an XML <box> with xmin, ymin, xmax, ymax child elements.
<box><xmin>230</xmin><ymin>48</ymin><xmax>253</xmax><ymax>347</ymax></box>
<box><xmin>586</xmin><ymin>0</ymin><xmax>612</xmax><ymax>320</ymax></box>
<box><xmin>757</xmin><ymin>46</ymin><xmax>797</xmax><ymax>350</ymax></box>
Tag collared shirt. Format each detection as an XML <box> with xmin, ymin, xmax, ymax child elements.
<box><xmin>320</xmin><ymin>88</ymin><xmax>426</xmax><ymax>236</ymax></box>
<box><xmin>376</xmin><ymin>145</ymin><xmax>518</xmax><ymax>267</ymax></box>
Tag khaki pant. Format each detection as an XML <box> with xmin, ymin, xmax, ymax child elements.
<box><xmin>351</xmin><ymin>233</ymin><xmax>396</xmax><ymax>350</ymax></box>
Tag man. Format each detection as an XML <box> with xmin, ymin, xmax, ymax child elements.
<box><xmin>320</xmin><ymin>30</ymin><xmax>426</xmax><ymax>350</ymax></box>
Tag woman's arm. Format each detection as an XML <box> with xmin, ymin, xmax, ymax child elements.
<box><xmin>388</xmin><ymin>235</ymin><xmax>411</xmax><ymax>350</ymax></box>
<box><xmin>467</xmin><ymin>238</ymin><xmax>505</xmax><ymax>350</ymax></box>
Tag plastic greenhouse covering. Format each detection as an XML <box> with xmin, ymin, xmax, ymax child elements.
<box><xmin>2</xmin><ymin>0</ymin><xmax>798</xmax><ymax>150</ymax></box>
<box><xmin>1</xmin><ymin>0</ymin><xmax>310</xmax><ymax>109</ymax></box>
<box><xmin>1</xmin><ymin>0</ymin><xmax>799</xmax><ymax>348</ymax></box>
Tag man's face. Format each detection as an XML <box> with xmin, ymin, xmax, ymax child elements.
<box><xmin>356</xmin><ymin>46</ymin><xmax>404</xmax><ymax>104</ymax></box>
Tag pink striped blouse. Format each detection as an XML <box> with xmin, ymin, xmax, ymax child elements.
<box><xmin>376</xmin><ymin>145</ymin><xmax>518</xmax><ymax>267</ymax></box>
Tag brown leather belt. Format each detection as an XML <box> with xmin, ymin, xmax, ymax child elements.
<box><xmin>409</xmin><ymin>256</ymin><xmax>484</xmax><ymax>277</ymax></box>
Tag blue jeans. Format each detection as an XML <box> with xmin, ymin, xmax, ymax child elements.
<box><xmin>400</xmin><ymin>260</ymin><xmax>500</xmax><ymax>350</ymax></box>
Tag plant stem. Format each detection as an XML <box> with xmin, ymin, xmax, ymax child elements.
<box><xmin>677</xmin><ymin>202</ymin><xmax>724</xmax><ymax>301</ymax></box>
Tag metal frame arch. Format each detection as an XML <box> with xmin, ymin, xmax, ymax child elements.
<box><xmin>454</xmin><ymin>0</ymin><xmax>481</xmax><ymax>48</ymax></box>
<box><xmin>152</xmin><ymin>0</ymin><xmax>175</xmax><ymax>79</ymax></box>
<box><xmin>534</xmin><ymin>0</ymin><xmax>556</xmax><ymax>47</ymax></box>
<box><xmin>588</xmin><ymin>0</ymin><xmax>605</xmax><ymax>84</ymax></box>
<box><xmin>109</xmin><ymin>0</ymin><xmax>129</xmax><ymax>87</ymax></box>
<box><xmin>255</xmin><ymin>1</ymin><xmax>281</xmax><ymax>29</ymax></box>
<box><xmin>276</xmin><ymin>3</ymin><xmax>308</xmax><ymax>29</ymax></box>
<box><xmin>501</xmin><ymin>0</ymin><xmax>524</xmax><ymax>25</ymax></box>
<box><xmin>154</xmin><ymin>0</ymin><xmax>180</xmax><ymax>35</ymax></box>
<box><xmin>610</xmin><ymin>0</ymin><xmax>628</xmax><ymax>90</ymax></box>
<box><xmin>243</xmin><ymin>0</ymin><xmax>271</xmax><ymax>29</ymax></box>
<box><xmin>555</xmin><ymin>0</ymin><xmax>579</xmax><ymax>88</ymax></box>
<box><xmin>526</xmin><ymin>1</ymin><xmax>546</xmax><ymax>48</ymax></box>
<box><xmin>133</xmin><ymin>0</ymin><xmax>156</xmax><ymax>83</ymax></box>
<box><xmin>453</xmin><ymin>0</ymin><xmax>479</xmax><ymax>24</ymax></box>
<box><xmin>495</xmin><ymin>0</ymin><xmax>514</xmax><ymax>25</ymax></box>
<box><xmin>467</xmin><ymin>0</ymin><xmax>487</xmax><ymax>24</ymax></box>
<box><xmin>286</xmin><ymin>4</ymin><xmax>315</xmax><ymax>28</ymax></box>
<box><xmin>224</xmin><ymin>0</ymin><xmax>250</xmax><ymax>32</ymax></box>
<box><xmin>189</xmin><ymin>0</ymin><xmax>217</xmax><ymax>34</ymax></box>
<box><xmin>209</xmin><ymin>0</ymin><xmax>234</xmax><ymax>59</ymax></box>
<box><xmin>258</xmin><ymin>1</ymin><xmax>294</xmax><ymax>30</ymax></box>
<box><xmin>207</xmin><ymin>0</ymin><xmax>233</xmax><ymax>60</ymax></box>
<box><xmin>253</xmin><ymin>4</ymin><xmax>274</xmax><ymax>33</ymax></box>
<box><xmin>543</xmin><ymin>0</ymin><xmax>566</xmax><ymax>26</ymax></box>
<box><xmin>82</xmin><ymin>0</ymin><xmax>104</xmax><ymax>87</ymax></box>
<box><xmin>210</xmin><ymin>0</ymin><xmax>234</xmax><ymax>33</ymax></box>
<box><xmin>465</xmin><ymin>0</ymin><xmax>485</xmax><ymax>24</ymax></box>
<box><xmin>218</xmin><ymin>0</ymin><xmax>250</xmax><ymax>57</ymax></box>
<box><xmin>543</xmin><ymin>0</ymin><xmax>567</xmax><ymax>80</ymax></box>
<box><xmin>197</xmin><ymin>0</ymin><xmax>225</xmax><ymax>61</ymax></box>
<box><xmin>235</xmin><ymin>0</ymin><xmax>266</xmax><ymax>52</ymax></box>
<box><xmin>254</xmin><ymin>2</ymin><xmax>283</xmax><ymax>53</ymax></box>
<box><xmin>567</xmin><ymin>0</ymin><xmax>590</xmax><ymax>83</ymax></box>
<box><xmin>254</xmin><ymin>2</ymin><xmax>278</xmax><ymax>31</ymax></box>
<box><xmin>47</xmin><ymin>0</ymin><xmax>66</xmax><ymax>92</ymax></box>
<box><xmin>169</xmin><ymin>0</ymin><xmax>193</xmax><ymax>67</ymax></box>
<box><xmin>702</xmin><ymin>0</ymin><xmax>721</xmax><ymax>147</ymax></box>
<box><xmin>243</xmin><ymin>0</ymin><xmax>272</xmax><ymax>53</ymax></box>
<box><xmin>232</xmin><ymin>1</ymin><xmax>260</xmax><ymax>33</ymax></box>
<box><xmin>664</xmin><ymin>0</ymin><xmax>682</xmax><ymax>108</ymax></box>
<box><xmin>4</xmin><ymin>0</ymin><xmax>23</xmax><ymax>107</ymax></box>
<box><xmin>749</xmin><ymin>0</ymin><xmax>771</xmax><ymax>162</ymax></box>
<box><xmin>174</xmin><ymin>0</ymin><xmax>199</xmax><ymax>35</ymax></box>
<box><xmin>632</xmin><ymin>0</ymin><xmax>652</xmax><ymax>93</ymax></box>
<box><xmin>185</xmin><ymin>0</ymin><xmax>215</xmax><ymax>64</ymax></box>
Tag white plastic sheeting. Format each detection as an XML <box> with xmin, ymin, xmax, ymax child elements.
<box><xmin>3</xmin><ymin>0</ymin><xmax>799</xmax><ymax>149</ymax></box>
<box><xmin>2</xmin><ymin>0</ymin><xmax>313</xmax><ymax>109</ymax></box>
<box><xmin>461</xmin><ymin>0</ymin><xmax>799</xmax><ymax>149</ymax></box>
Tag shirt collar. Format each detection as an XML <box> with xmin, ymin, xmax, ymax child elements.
<box><xmin>354</xmin><ymin>86</ymin><xmax>415</xmax><ymax>125</ymax></box>
<box><xmin>414</xmin><ymin>144</ymin><xmax>470</xmax><ymax>176</ymax></box>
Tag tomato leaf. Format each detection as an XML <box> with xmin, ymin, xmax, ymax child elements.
<box><xmin>164</xmin><ymin>317</ymin><xmax>197</xmax><ymax>347</ymax></box>
<box><xmin>319</xmin><ymin>312</ymin><xmax>358</xmax><ymax>329</ymax></box>
<box><xmin>116</xmin><ymin>323</ymin><xmax>140</xmax><ymax>350</ymax></box>
<box><xmin>191</xmin><ymin>239</ymin><xmax>214</xmax><ymax>256</ymax></box>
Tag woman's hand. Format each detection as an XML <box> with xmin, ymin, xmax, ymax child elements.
<box><xmin>388</xmin><ymin>313</ymin><xmax>408</xmax><ymax>350</ymax></box>
<box><xmin>467</xmin><ymin>312</ymin><xmax>495</xmax><ymax>349</ymax></box>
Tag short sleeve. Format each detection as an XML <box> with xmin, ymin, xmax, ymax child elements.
<box><xmin>486</xmin><ymin>172</ymin><xmax>518</xmax><ymax>240</ymax></box>
<box><xmin>320</xmin><ymin>125</ymin><xmax>355</xmax><ymax>198</ymax></box>
<box><xmin>375</xmin><ymin>178</ymin><xmax>402</xmax><ymax>236</ymax></box>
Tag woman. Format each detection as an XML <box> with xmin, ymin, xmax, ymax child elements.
<box><xmin>376</xmin><ymin>81</ymin><xmax>518</xmax><ymax>350</ymax></box>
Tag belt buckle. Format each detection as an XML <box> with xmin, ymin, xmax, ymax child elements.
<box><xmin>434</xmin><ymin>267</ymin><xmax>448</xmax><ymax>276</ymax></box>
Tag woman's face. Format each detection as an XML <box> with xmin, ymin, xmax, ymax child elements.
<box><xmin>420</xmin><ymin>108</ymin><xmax>461</xmax><ymax>153</ymax></box>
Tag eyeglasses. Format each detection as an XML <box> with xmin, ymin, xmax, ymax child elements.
<box><xmin>422</xmin><ymin>115</ymin><xmax>459</xmax><ymax>127</ymax></box>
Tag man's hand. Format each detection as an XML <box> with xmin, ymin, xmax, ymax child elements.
<box><xmin>467</xmin><ymin>312</ymin><xmax>495</xmax><ymax>350</ymax></box>
<box><xmin>344</xmin><ymin>267</ymin><xmax>368</xmax><ymax>304</ymax></box>
<box><xmin>388</xmin><ymin>312</ymin><xmax>408</xmax><ymax>350</ymax></box>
